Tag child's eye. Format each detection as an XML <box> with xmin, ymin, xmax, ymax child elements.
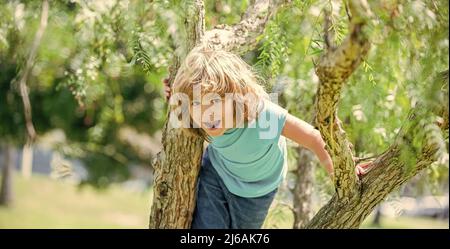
<box><xmin>192</xmin><ymin>101</ymin><xmax>201</xmax><ymax>106</ymax></box>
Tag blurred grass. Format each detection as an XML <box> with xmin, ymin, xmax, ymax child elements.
<box><xmin>0</xmin><ymin>173</ymin><xmax>152</xmax><ymax>228</ymax></box>
<box><xmin>1</xmin><ymin>173</ymin><xmax>448</xmax><ymax>229</ymax></box>
<box><xmin>361</xmin><ymin>214</ymin><xmax>449</xmax><ymax>229</ymax></box>
<box><xmin>263</xmin><ymin>203</ymin><xmax>449</xmax><ymax>229</ymax></box>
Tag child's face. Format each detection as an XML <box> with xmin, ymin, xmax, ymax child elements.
<box><xmin>189</xmin><ymin>92</ymin><xmax>234</xmax><ymax>137</ymax></box>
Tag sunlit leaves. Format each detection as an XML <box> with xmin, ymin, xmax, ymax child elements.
<box><xmin>254</xmin><ymin>10</ymin><xmax>289</xmax><ymax>81</ymax></box>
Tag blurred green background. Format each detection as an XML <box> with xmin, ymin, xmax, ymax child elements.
<box><xmin>0</xmin><ymin>174</ymin><xmax>448</xmax><ymax>228</ymax></box>
<box><xmin>0</xmin><ymin>0</ymin><xmax>448</xmax><ymax>228</ymax></box>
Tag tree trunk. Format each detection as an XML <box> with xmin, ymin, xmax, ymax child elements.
<box><xmin>149</xmin><ymin>128</ymin><xmax>204</xmax><ymax>228</ymax></box>
<box><xmin>289</xmin><ymin>86</ymin><xmax>317</xmax><ymax>229</ymax></box>
<box><xmin>0</xmin><ymin>144</ymin><xmax>14</xmax><ymax>206</ymax></box>
<box><xmin>21</xmin><ymin>144</ymin><xmax>33</xmax><ymax>179</ymax></box>
<box><xmin>16</xmin><ymin>0</ymin><xmax>48</xmax><ymax>181</ymax></box>
<box><xmin>292</xmin><ymin>147</ymin><xmax>314</xmax><ymax>228</ymax></box>
<box><xmin>149</xmin><ymin>0</ymin><xmax>205</xmax><ymax>229</ymax></box>
<box><xmin>372</xmin><ymin>206</ymin><xmax>382</xmax><ymax>227</ymax></box>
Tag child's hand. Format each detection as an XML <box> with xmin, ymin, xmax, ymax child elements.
<box><xmin>354</xmin><ymin>160</ymin><xmax>373</xmax><ymax>177</ymax></box>
<box><xmin>163</xmin><ymin>77</ymin><xmax>171</xmax><ymax>101</ymax></box>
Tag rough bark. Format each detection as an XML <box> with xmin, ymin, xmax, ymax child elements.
<box><xmin>149</xmin><ymin>0</ymin><xmax>289</xmax><ymax>228</ymax></box>
<box><xmin>313</xmin><ymin>1</ymin><xmax>371</xmax><ymax>201</ymax></box>
<box><xmin>203</xmin><ymin>0</ymin><xmax>287</xmax><ymax>54</ymax></box>
<box><xmin>149</xmin><ymin>0</ymin><xmax>205</xmax><ymax>229</ymax></box>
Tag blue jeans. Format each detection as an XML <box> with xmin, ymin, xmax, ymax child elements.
<box><xmin>191</xmin><ymin>146</ymin><xmax>278</xmax><ymax>229</ymax></box>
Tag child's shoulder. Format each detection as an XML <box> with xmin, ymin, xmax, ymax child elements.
<box><xmin>258</xmin><ymin>99</ymin><xmax>288</xmax><ymax>119</ymax></box>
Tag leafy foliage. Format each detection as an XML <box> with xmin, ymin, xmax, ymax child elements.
<box><xmin>0</xmin><ymin>0</ymin><xmax>448</xmax><ymax>198</ymax></box>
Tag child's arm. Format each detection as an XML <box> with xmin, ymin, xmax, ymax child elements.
<box><xmin>281</xmin><ymin>113</ymin><xmax>334</xmax><ymax>178</ymax></box>
<box><xmin>281</xmin><ymin>113</ymin><xmax>373</xmax><ymax>179</ymax></box>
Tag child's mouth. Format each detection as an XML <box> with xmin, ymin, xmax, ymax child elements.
<box><xmin>203</xmin><ymin>120</ymin><xmax>221</xmax><ymax>129</ymax></box>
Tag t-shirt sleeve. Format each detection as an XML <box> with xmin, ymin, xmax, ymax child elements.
<box><xmin>256</xmin><ymin>100</ymin><xmax>288</xmax><ymax>142</ymax></box>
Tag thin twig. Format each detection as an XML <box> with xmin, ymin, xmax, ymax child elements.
<box><xmin>344</xmin><ymin>1</ymin><xmax>352</xmax><ymax>21</ymax></box>
<box><xmin>17</xmin><ymin>0</ymin><xmax>49</xmax><ymax>145</ymax></box>
<box><xmin>323</xmin><ymin>7</ymin><xmax>335</xmax><ymax>50</ymax></box>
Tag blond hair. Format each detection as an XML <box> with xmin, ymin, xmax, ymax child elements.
<box><xmin>171</xmin><ymin>45</ymin><xmax>270</xmax><ymax>141</ymax></box>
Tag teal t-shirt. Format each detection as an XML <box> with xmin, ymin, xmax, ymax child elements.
<box><xmin>207</xmin><ymin>99</ymin><xmax>289</xmax><ymax>198</ymax></box>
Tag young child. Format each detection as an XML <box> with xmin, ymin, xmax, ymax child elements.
<box><xmin>163</xmin><ymin>45</ymin><xmax>365</xmax><ymax>229</ymax></box>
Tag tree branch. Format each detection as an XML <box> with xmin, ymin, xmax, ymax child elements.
<box><xmin>306</xmin><ymin>70</ymin><xmax>449</xmax><ymax>228</ymax></box>
<box><xmin>363</xmin><ymin>69</ymin><xmax>449</xmax><ymax>190</ymax></box>
<box><xmin>202</xmin><ymin>0</ymin><xmax>289</xmax><ymax>54</ymax></box>
<box><xmin>435</xmin><ymin>70</ymin><xmax>449</xmax><ymax>129</ymax></box>
<box><xmin>313</xmin><ymin>0</ymin><xmax>372</xmax><ymax>200</ymax></box>
<box><xmin>17</xmin><ymin>0</ymin><xmax>49</xmax><ymax>145</ymax></box>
